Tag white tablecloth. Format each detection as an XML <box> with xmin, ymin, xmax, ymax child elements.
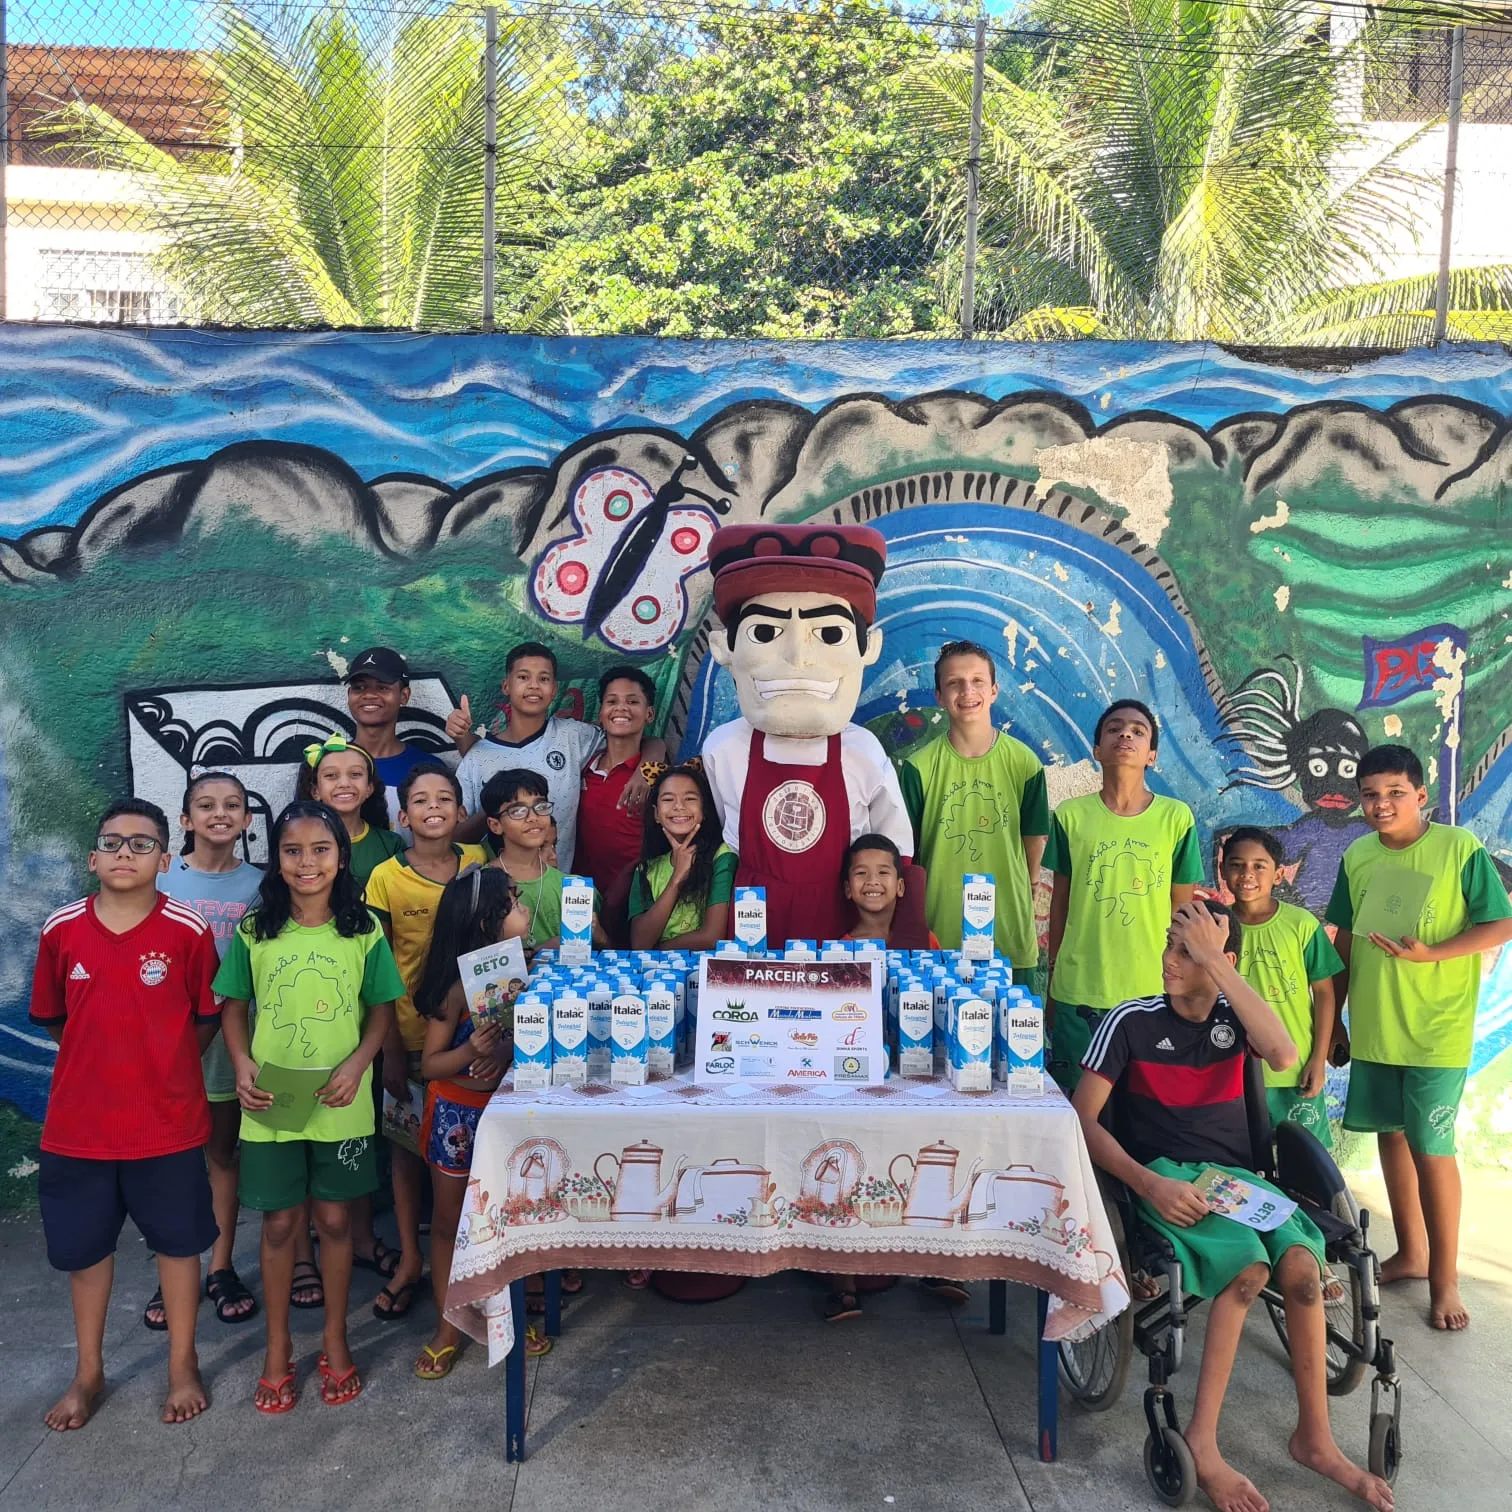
<box><xmin>444</xmin><ymin>1074</ymin><xmax>1130</xmax><ymax>1362</ymax></box>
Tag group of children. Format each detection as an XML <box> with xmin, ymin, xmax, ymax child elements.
<box><xmin>27</xmin><ymin>636</ymin><xmax>1512</xmax><ymax>1511</ymax></box>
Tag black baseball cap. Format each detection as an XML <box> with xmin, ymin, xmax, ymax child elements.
<box><xmin>345</xmin><ymin>646</ymin><xmax>410</xmax><ymax>685</ymax></box>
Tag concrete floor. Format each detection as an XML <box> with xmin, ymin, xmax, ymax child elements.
<box><xmin>1</xmin><ymin>1169</ymin><xmax>1508</xmax><ymax>1512</ymax></box>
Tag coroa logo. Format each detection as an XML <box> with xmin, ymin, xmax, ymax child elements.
<box><xmin>713</xmin><ymin>1007</ymin><xmax>758</xmax><ymax>1022</ymax></box>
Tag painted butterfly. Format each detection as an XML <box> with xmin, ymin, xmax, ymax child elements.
<box><xmin>530</xmin><ymin>461</ymin><xmax>726</xmax><ymax>652</ymax></box>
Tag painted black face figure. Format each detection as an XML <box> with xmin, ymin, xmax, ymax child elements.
<box><xmin>1289</xmin><ymin>707</ymin><xmax>1366</xmax><ymax>813</ymax></box>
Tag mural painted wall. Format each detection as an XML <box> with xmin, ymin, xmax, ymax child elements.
<box><xmin>2</xmin><ymin>329</ymin><xmax>1511</xmax><ymax>1190</ymax></box>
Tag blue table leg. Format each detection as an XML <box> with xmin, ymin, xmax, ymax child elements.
<box><xmin>544</xmin><ymin>1270</ymin><xmax>562</xmax><ymax>1338</ymax></box>
<box><xmin>989</xmin><ymin>1279</ymin><xmax>1007</xmax><ymax>1335</ymax></box>
<box><xmin>506</xmin><ymin>1277</ymin><xmax>527</xmax><ymax>1463</ymax></box>
<box><xmin>1037</xmin><ymin>1289</ymin><xmax>1058</xmax><ymax>1462</ymax></box>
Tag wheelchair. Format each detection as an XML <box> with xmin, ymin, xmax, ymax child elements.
<box><xmin>1057</xmin><ymin>1056</ymin><xmax>1403</xmax><ymax>1506</ymax></box>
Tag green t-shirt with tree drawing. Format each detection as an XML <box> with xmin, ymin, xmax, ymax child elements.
<box><xmin>1043</xmin><ymin>792</ymin><xmax>1203</xmax><ymax>1011</ymax></box>
<box><xmin>1234</xmin><ymin>901</ymin><xmax>1344</xmax><ymax>1088</ymax></box>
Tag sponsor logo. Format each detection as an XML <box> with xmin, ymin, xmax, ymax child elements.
<box><xmin>1155</xmin><ymin>1036</ymin><xmax>1175</xmax><ymax>1051</ymax></box>
<box><xmin>1209</xmin><ymin>1021</ymin><xmax>1236</xmax><ymax>1050</ymax></box>
<box><xmin>769</xmin><ymin>1007</ymin><xmax>822</xmax><ymax>1020</ymax></box>
<box><xmin>800</xmin><ymin>1056</ymin><xmax>814</xmax><ymax>1069</ymax></box>
<box><xmin>138</xmin><ymin>952</ymin><xmax>170</xmax><ymax>987</ymax></box>
<box><xmin>741</xmin><ymin>1033</ymin><xmax>778</xmax><ymax>1049</ymax></box>
<box><xmin>710</xmin><ymin>1032</ymin><xmax>732</xmax><ymax>1051</ymax></box>
<box><xmin>834</xmin><ymin>1054</ymin><xmax>868</xmax><ymax>1082</ymax></box>
<box><xmin>704</xmin><ymin>1056</ymin><xmax>735</xmax><ymax>1074</ymax></box>
<box><xmin>831</xmin><ymin>1003</ymin><xmax>867</xmax><ymax>1022</ymax></box>
<box><xmin>760</xmin><ymin>779</ymin><xmax>826</xmax><ymax>854</ymax></box>
<box><xmin>788</xmin><ymin>1031</ymin><xmax>819</xmax><ymax>1048</ymax></box>
<box><xmin>401</xmin><ymin>906</ymin><xmax>431</xmax><ymax>918</ymax></box>
<box><xmin>839</xmin><ymin>1025</ymin><xmax>864</xmax><ymax>1048</ymax></box>
<box><xmin>1428</xmin><ymin>1104</ymin><xmax>1458</xmax><ymax>1139</ymax></box>
<box><xmin>69</xmin><ymin>962</ymin><xmax>91</xmax><ymax>982</ymax></box>
<box><xmin>712</xmin><ymin>1008</ymin><xmax>758</xmax><ymax>1022</ymax></box>
<box><xmin>786</xmin><ymin>1068</ymin><xmax>827</xmax><ymax>1079</ymax></box>
<box><xmin>739</xmin><ymin>1055</ymin><xmax>774</xmax><ymax>1077</ymax></box>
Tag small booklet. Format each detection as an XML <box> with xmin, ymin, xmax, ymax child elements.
<box><xmin>1194</xmin><ymin>1168</ymin><xmax>1298</xmax><ymax>1232</ymax></box>
<box><xmin>1353</xmin><ymin>865</ymin><xmax>1434</xmax><ymax>943</ymax></box>
<box><xmin>245</xmin><ymin>1064</ymin><xmax>332</xmax><ymax>1134</ymax></box>
<box><xmin>381</xmin><ymin>1079</ymin><xmax>426</xmax><ymax>1154</ymax></box>
<box><xmin>457</xmin><ymin>936</ymin><xmax>529</xmax><ymax>1033</ymax></box>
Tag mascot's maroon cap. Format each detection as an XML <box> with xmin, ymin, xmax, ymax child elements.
<box><xmin>709</xmin><ymin>524</ymin><xmax>887</xmax><ymax>625</ymax></box>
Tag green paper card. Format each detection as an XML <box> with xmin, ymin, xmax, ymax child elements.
<box><xmin>246</xmin><ymin>1064</ymin><xmax>332</xmax><ymax>1134</ymax></box>
<box><xmin>1353</xmin><ymin>866</ymin><xmax>1434</xmax><ymax>944</ymax></box>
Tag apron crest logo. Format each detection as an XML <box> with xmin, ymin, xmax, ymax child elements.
<box><xmin>760</xmin><ymin>779</ymin><xmax>826</xmax><ymax>854</ymax></box>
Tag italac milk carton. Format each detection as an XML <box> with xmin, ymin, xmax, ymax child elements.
<box><xmin>961</xmin><ymin>873</ymin><xmax>996</xmax><ymax>961</ymax></box>
<box><xmin>820</xmin><ymin>939</ymin><xmax>853</xmax><ymax>962</ymax></box>
<box><xmin>1008</xmin><ymin>996</ymin><xmax>1045</xmax><ymax>1096</ymax></box>
<box><xmin>733</xmin><ymin>886</ymin><xmax>768</xmax><ymax>956</ymax></box>
<box><xmin>512</xmin><ymin>992</ymin><xmax>553</xmax><ymax>1091</ymax></box>
<box><xmin>784</xmin><ymin>939</ymin><xmax>818</xmax><ymax>961</ymax></box>
<box><xmin>950</xmin><ymin>990</ymin><xmax>994</xmax><ymax>1092</ymax></box>
<box><xmin>931</xmin><ymin>971</ymin><xmax>954</xmax><ymax>1076</ymax></box>
<box><xmin>610</xmin><ymin>988</ymin><xmax>649</xmax><ymax>1086</ymax></box>
<box><xmin>551</xmin><ymin>987</ymin><xmax>588</xmax><ymax>1087</ymax></box>
<box><xmin>645</xmin><ymin>979</ymin><xmax>677</xmax><ymax>1079</ymax></box>
<box><xmin>559</xmin><ymin>875</ymin><xmax>595</xmax><ymax>964</ymax></box>
<box><xmin>585</xmin><ymin>980</ymin><xmax>613</xmax><ymax>1081</ymax></box>
<box><xmin>896</xmin><ymin>980</ymin><xmax>935</xmax><ymax>1078</ymax></box>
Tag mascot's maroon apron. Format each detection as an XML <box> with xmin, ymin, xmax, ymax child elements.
<box><xmin>735</xmin><ymin>731</ymin><xmax>850</xmax><ymax>944</ymax></box>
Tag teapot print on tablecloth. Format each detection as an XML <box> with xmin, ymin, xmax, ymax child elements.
<box><xmin>889</xmin><ymin>1141</ymin><xmax>982</xmax><ymax>1229</ymax></box>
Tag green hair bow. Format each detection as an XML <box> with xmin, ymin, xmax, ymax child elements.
<box><xmin>304</xmin><ymin>732</ymin><xmax>363</xmax><ymax>769</ymax></box>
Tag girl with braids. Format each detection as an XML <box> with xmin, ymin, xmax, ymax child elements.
<box><xmin>296</xmin><ymin>733</ymin><xmax>403</xmax><ymax>887</ymax></box>
<box><xmin>412</xmin><ymin>866</ymin><xmax>534</xmax><ymax>1376</ymax></box>
<box><xmin>628</xmin><ymin>761</ymin><xmax>737</xmax><ymax>951</ymax></box>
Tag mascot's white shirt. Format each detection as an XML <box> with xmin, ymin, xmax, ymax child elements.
<box><xmin>702</xmin><ymin>718</ymin><xmax>912</xmax><ymax>860</ymax></box>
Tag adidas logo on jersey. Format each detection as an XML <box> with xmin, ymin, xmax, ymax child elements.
<box><xmin>1154</xmin><ymin>1036</ymin><xmax>1174</xmax><ymax>1051</ymax></box>
<box><xmin>69</xmin><ymin>963</ymin><xmax>91</xmax><ymax>982</ymax></box>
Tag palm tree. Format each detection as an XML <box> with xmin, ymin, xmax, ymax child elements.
<box><xmin>912</xmin><ymin>0</ymin><xmax>1512</xmax><ymax>344</ymax></box>
<box><xmin>45</xmin><ymin>1</ymin><xmax>575</xmax><ymax>328</ymax></box>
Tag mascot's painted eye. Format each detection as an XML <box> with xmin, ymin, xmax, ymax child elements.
<box><xmin>1338</xmin><ymin>758</ymin><xmax>1358</xmax><ymax>780</ymax></box>
<box><xmin>818</xmin><ymin>623</ymin><xmax>851</xmax><ymax>646</ymax></box>
<box><xmin>747</xmin><ymin>622</ymin><xmax>781</xmax><ymax>644</ymax></box>
<box><xmin>1308</xmin><ymin>757</ymin><xmax>1329</xmax><ymax>778</ymax></box>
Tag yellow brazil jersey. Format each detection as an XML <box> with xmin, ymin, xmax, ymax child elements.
<box><xmin>363</xmin><ymin>844</ymin><xmax>489</xmax><ymax>1052</ymax></box>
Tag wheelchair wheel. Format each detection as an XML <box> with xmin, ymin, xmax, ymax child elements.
<box><xmin>1263</xmin><ymin>1188</ymin><xmax>1367</xmax><ymax>1396</ymax></box>
<box><xmin>1059</xmin><ymin>1206</ymin><xmax>1134</xmax><ymax>1410</ymax></box>
<box><xmin>1143</xmin><ymin>1425</ymin><xmax>1196</xmax><ymax>1507</ymax></box>
<box><xmin>1368</xmin><ymin>1411</ymin><xmax>1401</xmax><ymax>1484</ymax></box>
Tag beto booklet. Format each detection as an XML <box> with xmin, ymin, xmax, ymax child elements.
<box><xmin>1194</xmin><ymin>1168</ymin><xmax>1298</xmax><ymax>1232</ymax></box>
<box><xmin>246</xmin><ymin>1064</ymin><xmax>332</xmax><ymax>1134</ymax></box>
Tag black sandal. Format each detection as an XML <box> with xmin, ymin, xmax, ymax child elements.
<box><xmin>290</xmin><ymin>1259</ymin><xmax>325</xmax><ymax>1310</ymax></box>
<box><xmin>824</xmin><ymin>1290</ymin><xmax>862</xmax><ymax>1322</ymax></box>
<box><xmin>373</xmin><ymin>1276</ymin><xmax>425</xmax><ymax>1322</ymax></box>
<box><xmin>142</xmin><ymin>1287</ymin><xmax>168</xmax><ymax>1332</ymax></box>
<box><xmin>206</xmin><ymin>1267</ymin><xmax>259</xmax><ymax>1324</ymax></box>
<box><xmin>351</xmin><ymin>1239</ymin><xmax>401</xmax><ymax>1279</ymax></box>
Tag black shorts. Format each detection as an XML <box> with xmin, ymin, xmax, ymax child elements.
<box><xmin>38</xmin><ymin>1147</ymin><xmax>218</xmax><ymax>1273</ymax></box>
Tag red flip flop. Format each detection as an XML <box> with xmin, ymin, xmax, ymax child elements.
<box><xmin>317</xmin><ymin>1353</ymin><xmax>363</xmax><ymax>1407</ymax></box>
<box><xmin>254</xmin><ymin>1369</ymin><xmax>298</xmax><ymax>1415</ymax></box>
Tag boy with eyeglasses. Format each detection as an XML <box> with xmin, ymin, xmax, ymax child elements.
<box><xmin>29</xmin><ymin>799</ymin><xmax>222</xmax><ymax>1432</ymax></box>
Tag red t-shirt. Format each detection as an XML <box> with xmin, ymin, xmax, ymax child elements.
<box><xmin>30</xmin><ymin>894</ymin><xmax>221</xmax><ymax>1160</ymax></box>
<box><xmin>574</xmin><ymin>753</ymin><xmax>644</xmax><ymax>896</ymax></box>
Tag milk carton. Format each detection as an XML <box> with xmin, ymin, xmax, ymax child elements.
<box><xmin>551</xmin><ymin>988</ymin><xmax>588</xmax><ymax>1086</ymax></box>
<box><xmin>512</xmin><ymin>992</ymin><xmax>553</xmax><ymax>1091</ymax></box>
<box><xmin>931</xmin><ymin>972</ymin><xmax>955</xmax><ymax>1076</ymax></box>
<box><xmin>733</xmin><ymin>887</ymin><xmax>768</xmax><ymax>956</ymax></box>
<box><xmin>645</xmin><ymin>979</ymin><xmax>677</xmax><ymax>1079</ymax></box>
<box><xmin>784</xmin><ymin>939</ymin><xmax>818</xmax><ymax>961</ymax></box>
<box><xmin>559</xmin><ymin>875</ymin><xmax>595</xmax><ymax>964</ymax></box>
<box><xmin>610</xmin><ymin>989</ymin><xmax>649</xmax><ymax>1086</ymax></box>
<box><xmin>585</xmin><ymin>980</ymin><xmax>613</xmax><ymax>1081</ymax></box>
<box><xmin>897</xmin><ymin>981</ymin><xmax>934</xmax><ymax>1078</ymax></box>
<box><xmin>961</xmin><ymin>873</ymin><xmax>996</xmax><ymax>961</ymax></box>
<box><xmin>950</xmin><ymin>991</ymin><xmax>994</xmax><ymax>1092</ymax></box>
<box><xmin>1008</xmin><ymin>996</ymin><xmax>1045</xmax><ymax>1096</ymax></box>
<box><xmin>820</xmin><ymin>940</ymin><xmax>853</xmax><ymax>963</ymax></box>
<box><xmin>714</xmin><ymin>939</ymin><xmax>749</xmax><ymax>960</ymax></box>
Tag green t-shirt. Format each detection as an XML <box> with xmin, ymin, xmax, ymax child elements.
<box><xmin>1043</xmin><ymin>792</ymin><xmax>1203</xmax><ymax>1011</ymax></box>
<box><xmin>508</xmin><ymin>865</ymin><xmax>603</xmax><ymax>950</ymax></box>
<box><xmin>1325</xmin><ymin>823</ymin><xmax>1510</xmax><ymax>1067</ymax></box>
<box><xmin>628</xmin><ymin>846</ymin><xmax>737</xmax><ymax>943</ymax></box>
<box><xmin>1235</xmin><ymin>901</ymin><xmax>1344</xmax><ymax>1088</ymax></box>
<box><xmin>348</xmin><ymin>823</ymin><xmax>405</xmax><ymax>889</ymax></box>
<box><xmin>213</xmin><ymin>914</ymin><xmax>405</xmax><ymax>1143</ymax></box>
<box><xmin>899</xmin><ymin>732</ymin><xmax>1049</xmax><ymax>968</ymax></box>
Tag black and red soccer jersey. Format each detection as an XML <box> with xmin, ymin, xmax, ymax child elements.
<box><xmin>30</xmin><ymin>894</ymin><xmax>221</xmax><ymax>1160</ymax></box>
<box><xmin>1081</xmin><ymin>993</ymin><xmax>1252</xmax><ymax>1169</ymax></box>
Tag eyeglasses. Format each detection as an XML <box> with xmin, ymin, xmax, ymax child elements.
<box><xmin>95</xmin><ymin>833</ymin><xmax>164</xmax><ymax>855</ymax></box>
<box><xmin>495</xmin><ymin>800</ymin><xmax>553</xmax><ymax>822</ymax></box>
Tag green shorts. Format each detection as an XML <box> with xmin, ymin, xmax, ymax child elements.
<box><xmin>1048</xmin><ymin>1003</ymin><xmax>1107</xmax><ymax>1094</ymax></box>
<box><xmin>1136</xmin><ymin>1158</ymin><xmax>1326</xmax><ymax>1299</ymax></box>
<box><xmin>1343</xmin><ymin>1059</ymin><xmax>1466</xmax><ymax>1156</ymax></box>
<box><xmin>1264</xmin><ymin>1086</ymin><xmax>1333</xmax><ymax>1149</ymax></box>
<box><xmin>238</xmin><ymin>1136</ymin><xmax>378</xmax><ymax>1211</ymax></box>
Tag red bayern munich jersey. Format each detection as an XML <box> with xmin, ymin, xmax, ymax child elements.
<box><xmin>30</xmin><ymin>894</ymin><xmax>221</xmax><ymax>1159</ymax></box>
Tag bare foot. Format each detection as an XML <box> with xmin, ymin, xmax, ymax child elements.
<box><xmin>1290</xmin><ymin>1430</ymin><xmax>1394</xmax><ymax>1510</ymax></box>
<box><xmin>1187</xmin><ymin>1439</ymin><xmax>1269</xmax><ymax>1512</ymax></box>
<box><xmin>1430</xmin><ymin>1281</ymin><xmax>1470</xmax><ymax>1331</ymax></box>
<box><xmin>1379</xmin><ymin>1252</ymin><xmax>1428</xmax><ymax>1285</ymax></box>
<box><xmin>161</xmin><ymin>1364</ymin><xmax>209</xmax><ymax>1425</ymax></box>
<box><xmin>44</xmin><ymin>1375</ymin><xmax>103</xmax><ymax>1432</ymax></box>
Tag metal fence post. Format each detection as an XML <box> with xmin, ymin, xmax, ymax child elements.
<box><xmin>1</xmin><ymin>0</ymin><xmax>9</xmax><ymax>323</ymax></box>
<box><xmin>482</xmin><ymin>6</ymin><xmax>498</xmax><ymax>334</ymax></box>
<box><xmin>1432</xmin><ymin>25</ymin><xmax>1465</xmax><ymax>345</ymax></box>
<box><xmin>959</xmin><ymin>17</ymin><xmax>987</xmax><ymax>340</ymax></box>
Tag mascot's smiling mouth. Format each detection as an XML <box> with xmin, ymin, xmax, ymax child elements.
<box><xmin>755</xmin><ymin>678</ymin><xmax>840</xmax><ymax>700</ymax></box>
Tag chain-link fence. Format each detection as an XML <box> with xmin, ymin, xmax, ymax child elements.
<box><xmin>2</xmin><ymin>0</ymin><xmax>1510</xmax><ymax>343</ymax></box>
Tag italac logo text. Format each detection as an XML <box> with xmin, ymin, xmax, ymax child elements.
<box><xmin>964</xmin><ymin>887</ymin><xmax>992</xmax><ymax>907</ymax></box>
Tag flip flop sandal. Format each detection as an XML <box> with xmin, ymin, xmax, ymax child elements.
<box><xmin>372</xmin><ymin>1277</ymin><xmax>424</xmax><ymax>1322</ymax></box>
<box><xmin>824</xmin><ymin>1291</ymin><xmax>863</xmax><ymax>1323</ymax></box>
<box><xmin>142</xmin><ymin>1287</ymin><xmax>168</xmax><ymax>1332</ymax></box>
<box><xmin>559</xmin><ymin>1270</ymin><xmax>584</xmax><ymax>1294</ymax></box>
<box><xmin>316</xmin><ymin>1353</ymin><xmax>362</xmax><ymax>1406</ymax></box>
<box><xmin>525</xmin><ymin>1326</ymin><xmax>552</xmax><ymax>1357</ymax></box>
<box><xmin>290</xmin><ymin>1260</ymin><xmax>325</xmax><ymax>1310</ymax></box>
<box><xmin>206</xmin><ymin>1267</ymin><xmax>259</xmax><ymax>1324</ymax></box>
<box><xmin>254</xmin><ymin>1369</ymin><xmax>298</xmax><ymax>1415</ymax></box>
<box><xmin>623</xmin><ymin>1269</ymin><xmax>652</xmax><ymax>1290</ymax></box>
<box><xmin>920</xmin><ymin>1277</ymin><xmax>970</xmax><ymax>1305</ymax></box>
<box><xmin>351</xmin><ymin>1239</ymin><xmax>401</xmax><ymax>1279</ymax></box>
<box><xmin>414</xmin><ymin>1344</ymin><xmax>459</xmax><ymax>1380</ymax></box>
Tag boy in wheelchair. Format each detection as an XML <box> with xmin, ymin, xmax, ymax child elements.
<box><xmin>1072</xmin><ymin>901</ymin><xmax>1393</xmax><ymax>1512</ymax></box>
